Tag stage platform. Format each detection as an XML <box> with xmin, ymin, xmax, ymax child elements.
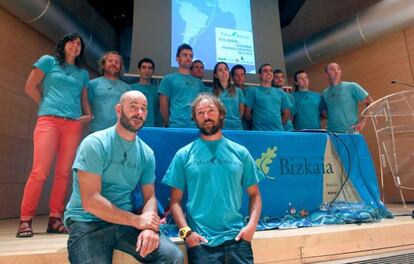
<box><xmin>1</xmin><ymin>204</ymin><xmax>413</xmax><ymax>264</ymax></box>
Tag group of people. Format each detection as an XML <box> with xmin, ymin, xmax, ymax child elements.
<box><xmin>15</xmin><ymin>32</ymin><xmax>373</xmax><ymax>264</ymax></box>
<box><xmin>189</xmin><ymin>59</ymin><xmax>373</xmax><ymax>133</ymax></box>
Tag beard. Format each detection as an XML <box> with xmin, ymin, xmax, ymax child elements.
<box><xmin>197</xmin><ymin>118</ymin><xmax>223</xmax><ymax>136</ymax></box>
<box><xmin>105</xmin><ymin>66</ymin><xmax>120</xmax><ymax>77</ymax></box>
<box><xmin>120</xmin><ymin>109</ymin><xmax>144</xmax><ymax>133</ymax></box>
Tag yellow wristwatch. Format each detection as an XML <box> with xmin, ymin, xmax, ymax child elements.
<box><xmin>178</xmin><ymin>226</ymin><xmax>192</xmax><ymax>240</ymax></box>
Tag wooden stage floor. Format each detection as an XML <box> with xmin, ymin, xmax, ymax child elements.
<box><xmin>1</xmin><ymin>203</ymin><xmax>414</xmax><ymax>264</ymax></box>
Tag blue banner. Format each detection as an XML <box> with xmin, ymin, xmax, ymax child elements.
<box><xmin>137</xmin><ymin>128</ymin><xmax>391</xmax><ymax>230</ymax></box>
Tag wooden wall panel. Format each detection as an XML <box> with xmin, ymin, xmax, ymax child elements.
<box><xmin>409</xmin><ymin>55</ymin><xmax>414</xmax><ymax>79</ymax></box>
<box><xmin>0</xmin><ymin>41</ymin><xmax>33</xmax><ymax>96</ymax></box>
<box><xmin>0</xmin><ymin>89</ymin><xmax>32</xmax><ymax>140</ymax></box>
<box><xmin>0</xmin><ymin>184</ymin><xmax>52</xmax><ymax>218</ymax></box>
<box><xmin>0</xmin><ymin>135</ymin><xmax>27</xmax><ymax>184</ymax></box>
<box><xmin>36</xmin><ymin>35</ymin><xmax>55</xmax><ymax>58</ymax></box>
<box><xmin>0</xmin><ymin>9</ymin><xmax>39</xmax><ymax>58</ymax></box>
<box><xmin>404</xmin><ymin>25</ymin><xmax>414</xmax><ymax>56</ymax></box>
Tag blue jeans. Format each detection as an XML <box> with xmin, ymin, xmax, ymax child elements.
<box><xmin>67</xmin><ymin>219</ymin><xmax>183</xmax><ymax>264</ymax></box>
<box><xmin>187</xmin><ymin>239</ymin><xmax>253</xmax><ymax>264</ymax></box>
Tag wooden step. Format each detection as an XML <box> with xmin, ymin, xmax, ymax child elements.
<box><xmin>1</xmin><ymin>214</ymin><xmax>414</xmax><ymax>263</ymax></box>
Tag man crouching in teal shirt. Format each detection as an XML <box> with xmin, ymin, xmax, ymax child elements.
<box><xmin>162</xmin><ymin>93</ymin><xmax>264</xmax><ymax>264</ymax></box>
<box><xmin>65</xmin><ymin>91</ymin><xmax>183</xmax><ymax>264</ymax></box>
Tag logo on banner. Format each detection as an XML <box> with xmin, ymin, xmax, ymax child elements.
<box><xmin>255</xmin><ymin>146</ymin><xmax>277</xmax><ymax>180</ymax></box>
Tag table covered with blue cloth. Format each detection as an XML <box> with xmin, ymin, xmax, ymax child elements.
<box><xmin>135</xmin><ymin>128</ymin><xmax>392</xmax><ymax>235</ymax></box>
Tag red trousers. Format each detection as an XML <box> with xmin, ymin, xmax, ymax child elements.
<box><xmin>20</xmin><ymin>116</ymin><xmax>82</xmax><ymax>220</ymax></box>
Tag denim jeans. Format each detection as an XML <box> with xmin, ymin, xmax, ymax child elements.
<box><xmin>187</xmin><ymin>239</ymin><xmax>253</xmax><ymax>264</ymax></box>
<box><xmin>67</xmin><ymin>219</ymin><xmax>183</xmax><ymax>264</ymax></box>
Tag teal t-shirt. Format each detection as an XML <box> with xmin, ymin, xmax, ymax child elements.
<box><xmin>219</xmin><ymin>88</ymin><xmax>245</xmax><ymax>130</ymax></box>
<box><xmin>130</xmin><ymin>83</ymin><xmax>160</xmax><ymax>127</ymax></box>
<box><xmin>162</xmin><ymin>137</ymin><xmax>263</xmax><ymax>247</ymax></box>
<box><xmin>238</xmin><ymin>86</ymin><xmax>251</xmax><ymax>130</ymax></box>
<box><xmin>88</xmin><ymin>77</ymin><xmax>130</xmax><ymax>132</ymax></box>
<box><xmin>158</xmin><ymin>73</ymin><xmax>207</xmax><ymax>128</ymax></box>
<box><xmin>34</xmin><ymin>55</ymin><xmax>89</xmax><ymax>119</ymax></box>
<box><xmin>245</xmin><ymin>86</ymin><xmax>290</xmax><ymax>131</ymax></box>
<box><xmin>64</xmin><ymin>126</ymin><xmax>155</xmax><ymax>224</ymax></box>
<box><xmin>321</xmin><ymin>81</ymin><xmax>369</xmax><ymax>133</ymax></box>
<box><xmin>293</xmin><ymin>90</ymin><xmax>322</xmax><ymax>130</ymax></box>
<box><xmin>202</xmin><ymin>83</ymin><xmax>213</xmax><ymax>94</ymax></box>
<box><xmin>275</xmin><ymin>87</ymin><xmax>295</xmax><ymax>131</ymax></box>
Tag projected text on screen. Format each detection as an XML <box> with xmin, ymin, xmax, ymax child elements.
<box><xmin>172</xmin><ymin>0</ymin><xmax>256</xmax><ymax>73</ymax></box>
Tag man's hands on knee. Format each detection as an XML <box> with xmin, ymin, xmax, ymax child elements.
<box><xmin>136</xmin><ymin>229</ymin><xmax>160</xmax><ymax>257</ymax></box>
<box><xmin>134</xmin><ymin>211</ymin><xmax>160</xmax><ymax>232</ymax></box>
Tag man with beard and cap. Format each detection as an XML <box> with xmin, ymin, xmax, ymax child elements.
<box><xmin>159</xmin><ymin>44</ymin><xmax>208</xmax><ymax>128</ymax></box>
<box><xmin>162</xmin><ymin>93</ymin><xmax>264</xmax><ymax>264</ymax></box>
<box><xmin>88</xmin><ymin>51</ymin><xmax>130</xmax><ymax>133</ymax></box>
<box><xmin>64</xmin><ymin>91</ymin><xmax>183</xmax><ymax>264</ymax></box>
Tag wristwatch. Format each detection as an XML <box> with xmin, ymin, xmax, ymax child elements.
<box><xmin>178</xmin><ymin>226</ymin><xmax>192</xmax><ymax>240</ymax></box>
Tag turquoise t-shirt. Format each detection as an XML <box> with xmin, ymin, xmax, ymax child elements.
<box><xmin>88</xmin><ymin>77</ymin><xmax>130</xmax><ymax>132</ymax></box>
<box><xmin>162</xmin><ymin>137</ymin><xmax>263</xmax><ymax>247</ymax></box>
<box><xmin>202</xmin><ymin>83</ymin><xmax>213</xmax><ymax>94</ymax></box>
<box><xmin>158</xmin><ymin>73</ymin><xmax>207</xmax><ymax>128</ymax></box>
<box><xmin>275</xmin><ymin>87</ymin><xmax>295</xmax><ymax>131</ymax></box>
<box><xmin>64</xmin><ymin>126</ymin><xmax>155</xmax><ymax>224</ymax></box>
<box><xmin>238</xmin><ymin>86</ymin><xmax>251</xmax><ymax>130</ymax></box>
<box><xmin>34</xmin><ymin>55</ymin><xmax>89</xmax><ymax>119</ymax></box>
<box><xmin>130</xmin><ymin>83</ymin><xmax>160</xmax><ymax>127</ymax></box>
<box><xmin>219</xmin><ymin>88</ymin><xmax>245</xmax><ymax>130</ymax></box>
<box><xmin>245</xmin><ymin>86</ymin><xmax>290</xmax><ymax>131</ymax></box>
<box><xmin>293</xmin><ymin>90</ymin><xmax>322</xmax><ymax>130</ymax></box>
<box><xmin>321</xmin><ymin>81</ymin><xmax>369</xmax><ymax>133</ymax></box>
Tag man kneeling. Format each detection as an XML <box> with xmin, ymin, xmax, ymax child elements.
<box><xmin>65</xmin><ymin>91</ymin><xmax>183</xmax><ymax>263</ymax></box>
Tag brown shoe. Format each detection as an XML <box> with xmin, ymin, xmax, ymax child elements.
<box><xmin>46</xmin><ymin>217</ymin><xmax>68</xmax><ymax>234</ymax></box>
<box><xmin>16</xmin><ymin>220</ymin><xmax>33</xmax><ymax>238</ymax></box>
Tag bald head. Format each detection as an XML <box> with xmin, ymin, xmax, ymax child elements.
<box><xmin>116</xmin><ymin>91</ymin><xmax>148</xmax><ymax>133</ymax></box>
<box><xmin>120</xmin><ymin>90</ymin><xmax>147</xmax><ymax>105</ymax></box>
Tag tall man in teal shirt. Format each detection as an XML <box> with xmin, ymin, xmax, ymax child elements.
<box><xmin>292</xmin><ymin>70</ymin><xmax>322</xmax><ymax>130</ymax></box>
<box><xmin>88</xmin><ymin>51</ymin><xmax>130</xmax><ymax>132</ymax></box>
<box><xmin>130</xmin><ymin>58</ymin><xmax>160</xmax><ymax>127</ymax></box>
<box><xmin>321</xmin><ymin>62</ymin><xmax>373</xmax><ymax>133</ymax></box>
<box><xmin>158</xmin><ymin>44</ymin><xmax>207</xmax><ymax>128</ymax></box>
<box><xmin>163</xmin><ymin>94</ymin><xmax>263</xmax><ymax>264</ymax></box>
<box><xmin>245</xmin><ymin>64</ymin><xmax>291</xmax><ymax>131</ymax></box>
<box><xmin>65</xmin><ymin>91</ymin><xmax>183</xmax><ymax>263</ymax></box>
<box><xmin>272</xmin><ymin>69</ymin><xmax>295</xmax><ymax>131</ymax></box>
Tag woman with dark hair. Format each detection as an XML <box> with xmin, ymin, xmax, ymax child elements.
<box><xmin>16</xmin><ymin>33</ymin><xmax>92</xmax><ymax>237</ymax></box>
<box><xmin>212</xmin><ymin>62</ymin><xmax>245</xmax><ymax>130</ymax></box>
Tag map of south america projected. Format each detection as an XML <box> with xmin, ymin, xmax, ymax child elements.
<box><xmin>172</xmin><ymin>0</ymin><xmax>256</xmax><ymax>73</ymax></box>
